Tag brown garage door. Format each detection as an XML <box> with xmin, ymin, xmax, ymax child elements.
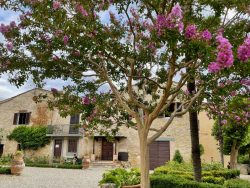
<box><xmin>149</xmin><ymin>141</ymin><xmax>170</xmax><ymax>170</ymax></box>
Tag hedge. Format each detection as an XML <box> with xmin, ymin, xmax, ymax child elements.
<box><xmin>223</xmin><ymin>179</ymin><xmax>250</xmax><ymax>188</ymax></box>
<box><xmin>0</xmin><ymin>167</ymin><xmax>11</xmax><ymax>174</ymax></box>
<box><xmin>150</xmin><ymin>174</ymin><xmax>222</xmax><ymax>188</ymax></box>
<box><xmin>25</xmin><ymin>163</ymin><xmax>82</xmax><ymax>169</ymax></box>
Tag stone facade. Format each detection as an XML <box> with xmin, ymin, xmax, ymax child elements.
<box><xmin>0</xmin><ymin>88</ymin><xmax>225</xmax><ymax>168</ymax></box>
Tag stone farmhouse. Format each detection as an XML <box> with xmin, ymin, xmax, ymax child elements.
<box><xmin>0</xmin><ymin>88</ymin><xmax>228</xmax><ymax>169</ymax></box>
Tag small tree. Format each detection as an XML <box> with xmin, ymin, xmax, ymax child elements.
<box><xmin>173</xmin><ymin>150</ymin><xmax>184</xmax><ymax>163</ymax></box>
<box><xmin>8</xmin><ymin>126</ymin><xmax>51</xmax><ymax>150</ymax></box>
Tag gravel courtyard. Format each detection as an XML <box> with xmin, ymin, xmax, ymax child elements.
<box><xmin>0</xmin><ymin>167</ymin><xmax>109</xmax><ymax>188</ymax></box>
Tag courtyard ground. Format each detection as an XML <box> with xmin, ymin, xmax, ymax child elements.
<box><xmin>0</xmin><ymin>167</ymin><xmax>109</xmax><ymax>188</ymax></box>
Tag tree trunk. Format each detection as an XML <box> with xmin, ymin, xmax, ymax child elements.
<box><xmin>230</xmin><ymin>141</ymin><xmax>239</xmax><ymax>169</ymax></box>
<box><xmin>139</xmin><ymin>130</ymin><xmax>150</xmax><ymax>188</ymax></box>
<box><xmin>218</xmin><ymin>115</ymin><xmax>224</xmax><ymax>166</ymax></box>
<box><xmin>187</xmin><ymin>81</ymin><xmax>202</xmax><ymax>182</ymax></box>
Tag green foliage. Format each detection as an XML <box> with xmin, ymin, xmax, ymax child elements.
<box><xmin>223</xmin><ymin>179</ymin><xmax>250</xmax><ymax>188</ymax></box>
<box><xmin>153</xmin><ymin>161</ymin><xmax>240</xmax><ymax>185</ymax></box>
<box><xmin>150</xmin><ymin>174</ymin><xmax>222</xmax><ymax>188</ymax></box>
<box><xmin>0</xmin><ymin>167</ymin><xmax>11</xmax><ymax>174</ymax></box>
<box><xmin>200</xmin><ymin>144</ymin><xmax>205</xmax><ymax>156</ymax></box>
<box><xmin>202</xmin><ymin>162</ymin><xmax>224</xmax><ymax>171</ymax></box>
<box><xmin>25</xmin><ymin>163</ymin><xmax>82</xmax><ymax>169</ymax></box>
<box><xmin>99</xmin><ymin>168</ymin><xmax>140</xmax><ymax>187</ymax></box>
<box><xmin>8</xmin><ymin>126</ymin><xmax>50</xmax><ymax>150</ymax></box>
<box><xmin>173</xmin><ymin>150</ymin><xmax>184</xmax><ymax>163</ymax></box>
<box><xmin>202</xmin><ymin>176</ymin><xmax>225</xmax><ymax>185</ymax></box>
<box><xmin>0</xmin><ymin>154</ymin><xmax>12</xmax><ymax>165</ymax></box>
<box><xmin>238</xmin><ymin>154</ymin><xmax>250</xmax><ymax>165</ymax></box>
<box><xmin>24</xmin><ymin>156</ymin><xmax>50</xmax><ymax>164</ymax></box>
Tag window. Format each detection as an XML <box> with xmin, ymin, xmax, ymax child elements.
<box><xmin>158</xmin><ymin>102</ymin><xmax>183</xmax><ymax>118</ymax></box>
<box><xmin>70</xmin><ymin>114</ymin><xmax>80</xmax><ymax>125</ymax></box>
<box><xmin>13</xmin><ymin>112</ymin><xmax>31</xmax><ymax>125</ymax></box>
<box><xmin>68</xmin><ymin>139</ymin><xmax>78</xmax><ymax>153</ymax></box>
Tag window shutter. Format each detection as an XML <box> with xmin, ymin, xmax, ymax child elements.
<box><xmin>26</xmin><ymin>112</ymin><xmax>31</xmax><ymax>124</ymax></box>
<box><xmin>13</xmin><ymin>113</ymin><xmax>19</xmax><ymax>125</ymax></box>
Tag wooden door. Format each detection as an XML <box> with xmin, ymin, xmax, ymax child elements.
<box><xmin>149</xmin><ymin>141</ymin><xmax>170</xmax><ymax>170</ymax></box>
<box><xmin>101</xmin><ymin>139</ymin><xmax>113</xmax><ymax>161</ymax></box>
<box><xmin>54</xmin><ymin>139</ymin><xmax>62</xmax><ymax>158</ymax></box>
<box><xmin>0</xmin><ymin>144</ymin><xmax>3</xmax><ymax>157</ymax></box>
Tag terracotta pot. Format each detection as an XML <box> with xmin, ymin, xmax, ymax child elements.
<box><xmin>82</xmin><ymin>157</ymin><xmax>90</xmax><ymax>169</ymax></box>
<box><xmin>11</xmin><ymin>157</ymin><xmax>25</xmax><ymax>175</ymax></box>
<box><xmin>122</xmin><ymin>184</ymin><xmax>141</xmax><ymax>188</ymax></box>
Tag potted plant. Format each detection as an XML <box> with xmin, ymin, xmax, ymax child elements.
<box><xmin>82</xmin><ymin>155</ymin><xmax>90</xmax><ymax>169</ymax></box>
<box><xmin>99</xmin><ymin>168</ymin><xmax>141</xmax><ymax>188</ymax></box>
<box><xmin>11</xmin><ymin>151</ymin><xmax>25</xmax><ymax>175</ymax></box>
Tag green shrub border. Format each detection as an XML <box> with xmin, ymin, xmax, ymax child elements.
<box><xmin>25</xmin><ymin>163</ymin><xmax>82</xmax><ymax>169</ymax></box>
<box><xmin>0</xmin><ymin>167</ymin><xmax>11</xmax><ymax>174</ymax></box>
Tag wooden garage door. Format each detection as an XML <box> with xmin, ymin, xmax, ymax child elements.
<box><xmin>149</xmin><ymin>141</ymin><xmax>170</xmax><ymax>170</ymax></box>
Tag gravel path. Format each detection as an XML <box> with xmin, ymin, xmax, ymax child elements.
<box><xmin>240</xmin><ymin>174</ymin><xmax>250</xmax><ymax>182</ymax></box>
<box><xmin>0</xmin><ymin>167</ymin><xmax>109</xmax><ymax>188</ymax></box>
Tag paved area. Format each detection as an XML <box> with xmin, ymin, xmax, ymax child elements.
<box><xmin>0</xmin><ymin>167</ymin><xmax>109</xmax><ymax>188</ymax></box>
<box><xmin>240</xmin><ymin>174</ymin><xmax>250</xmax><ymax>182</ymax></box>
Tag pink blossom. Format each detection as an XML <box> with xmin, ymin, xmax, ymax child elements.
<box><xmin>53</xmin><ymin>1</ymin><xmax>61</xmax><ymax>10</ymax></box>
<box><xmin>230</xmin><ymin>91</ymin><xmax>237</xmax><ymax>96</ymax></box>
<box><xmin>155</xmin><ymin>3</ymin><xmax>183</xmax><ymax>34</ymax></box>
<box><xmin>185</xmin><ymin>24</ymin><xmax>197</xmax><ymax>39</ymax></box>
<box><xmin>10</xmin><ymin>21</ymin><xmax>16</xmax><ymax>28</ymax></box>
<box><xmin>55</xmin><ymin>30</ymin><xmax>63</xmax><ymax>37</ymax></box>
<box><xmin>234</xmin><ymin>115</ymin><xmax>241</xmax><ymax>121</ymax></box>
<box><xmin>226</xmin><ymin>80</ymin><xmax>233</xmax><ymax>85</ymax></box>
<box><xmin>82</xmin><ymin>96</ymin><xmax>91</xmax><ymax>105</ymax></box>
<box><xmin>237</xmin><ymin>37</ymin><xmax>250</xmax><ymax>62</ymax></box>
<box><xmin>208</xmin><ymin>62</ymin><xmax>220</xmax><ymax>73</ymax></box>
<box><xmin>221</xmin><ymin>119</ymin><xmax>227</xmax><ymax>125</ymax></box>
<box><xmin>63</xmin><ymin>35</ymin><xmax>69</xmax><ymax>45</ymax></box>
<box><xmin>0</xmin><ymin>24</ymin><xmax>10</xmax><ymax>34</ymax></box>
<box><xmin>6</xmin><ymin>42</ymin><xmax>13</xmax><ymax>51</ymax></box>
<box><xmin>240</xmin><ymin>79</ymin><xmax>250</xmax><ymax>86</ymax></box>
<box><xmin>75</xmin><ymin>4</ymin><xmax>88</xmax><ymax>17</ymax></box>
<box><xmin>219</xmin><ymin>83</ymin><xmax>225</xmax><ymax>88</ymax></box>
<box><xmin>73</xmin><ymin>51</ymin><xmax>80</xmax><ymax>57</ymax></box>
<box><xmin>201</xmin><ymin>29</ymin><xmax>212</xmax><ymax>41</ymax></box>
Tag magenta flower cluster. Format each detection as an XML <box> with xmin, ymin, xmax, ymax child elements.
<box><xmin>155</xmin><ymin>3</ymin><xmax>183</xmax><ymax>35</ymax></box>
<box><xmin>208</xmin><ymin>34</ymin><xmax>234</xmax><ymax>73</ymax></box>
<box><xmin>0</xmin><ymin>21</ymin><xmax>17</xmax><ymax>34</ymax></box>
<box><xmin>82</xmin><ymin>96</ymin><xmax>96</xmax><ymax>105</ymax></box>
<box><xmin>237</xmin><ymin>36</ymin><xmax>250</xmax><ymax>62</ymax></box>
<box><xmin>185</xmin><ymin>24</ymin><xmax>197</xmax><ymax>39</ymax></box>
<box><xmin>75</xmin><ymin>4</ymin><xmax>88</xmax><ymax>17</ymax></box>
<box><xmin>53</xmin><ymin>1</ymin><xmax>61</xmax><ymax>10</ymax></box>
<box><xmin>63</xmin><ymin>35</ymin><xmax>69</xmax><ymax>45</ymax></box>
<box><xmin>201</xmin><ymin>29</ymin><xmax>212</xmax><ymax>41</ymax></box>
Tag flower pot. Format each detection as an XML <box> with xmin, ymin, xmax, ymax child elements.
<box><xmin>11</xmin><ymin>157</ymin><xmax>25</xmax><ymax>175</ymax></box>
<box><xmin>122</xmin><ymin>184</ymin><xmax>141</xmax><ymax>188</ymax></box>
<box><xmin>82</xmin><ymin>157</ymin><xmax>90</xmax><ymax>169</ymax></box>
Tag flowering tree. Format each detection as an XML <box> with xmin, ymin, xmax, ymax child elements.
<box><xmin>211</xmin><ymin>96</ymin><xmax>250</xmax><ymax>169</ymax></box>
<box><xmin>0</xmin><ymin>1</ymin><xmax>250</xmax><ymax>187</ymax></box>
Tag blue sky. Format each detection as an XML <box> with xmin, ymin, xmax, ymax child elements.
<box><xmin>0</xmin><ymin>7</ymin><xmax>112</xmax><ymax>100</ymax></box>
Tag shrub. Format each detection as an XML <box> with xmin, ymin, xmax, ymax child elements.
<box><xmin>0</xmin><ymin>154</ymin><xmax>12</xmax><ymax>165</ymax></box>
<box><xmin>150</xmin><ymin>174</ymin><xmax>222</xmax><ymax>188</ymax></box>
<box><xmin>24</xmin><ymin>156</ymin><xmax>50</xmax><ymax>164</ymax></box>
<box><xmin>202</xmin><ymin>176</ymin><xmax>225</xmax><ymax>185</ymax></box>
<box><xmin>173</xmin><ymin>150</ymin><xmax>184</xmax><ymax>163</ymax></box>
<box><xmin>25</xmin><ymin>163</ymin><xmax>82</xmax><ymax>169</ymax></box>
<box><xmin>8</xmin><ymin>126</ymin><xmax>50</xmax><ymax>150</ymax></box>
<box><xmin>238</xmin><ymin>154</ymin><xmax>250</xmax><ymax>165</ymax></box>
<box><xmin>223</xmin><ymin>179</ymin><xmax>250</xmax><ymax>188</ymax></box>
<box><xmin>0</xmin><ymin>167</ymin><xmax>11</xmax><ymax>174</ymax></box>
<box><xmin>202</xmin><ymin>170</ymin><xmax>240</xmax><ymax>180</ymax></box>
<box><xmin>202</xmin><ymin>162</ymin><xmax>224</xmax><ymax>171</ymax></box>
<box><xmin>99</xmin><ymin>168</ymin><xmax>140</xmax><ymax>187</ymax></box>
